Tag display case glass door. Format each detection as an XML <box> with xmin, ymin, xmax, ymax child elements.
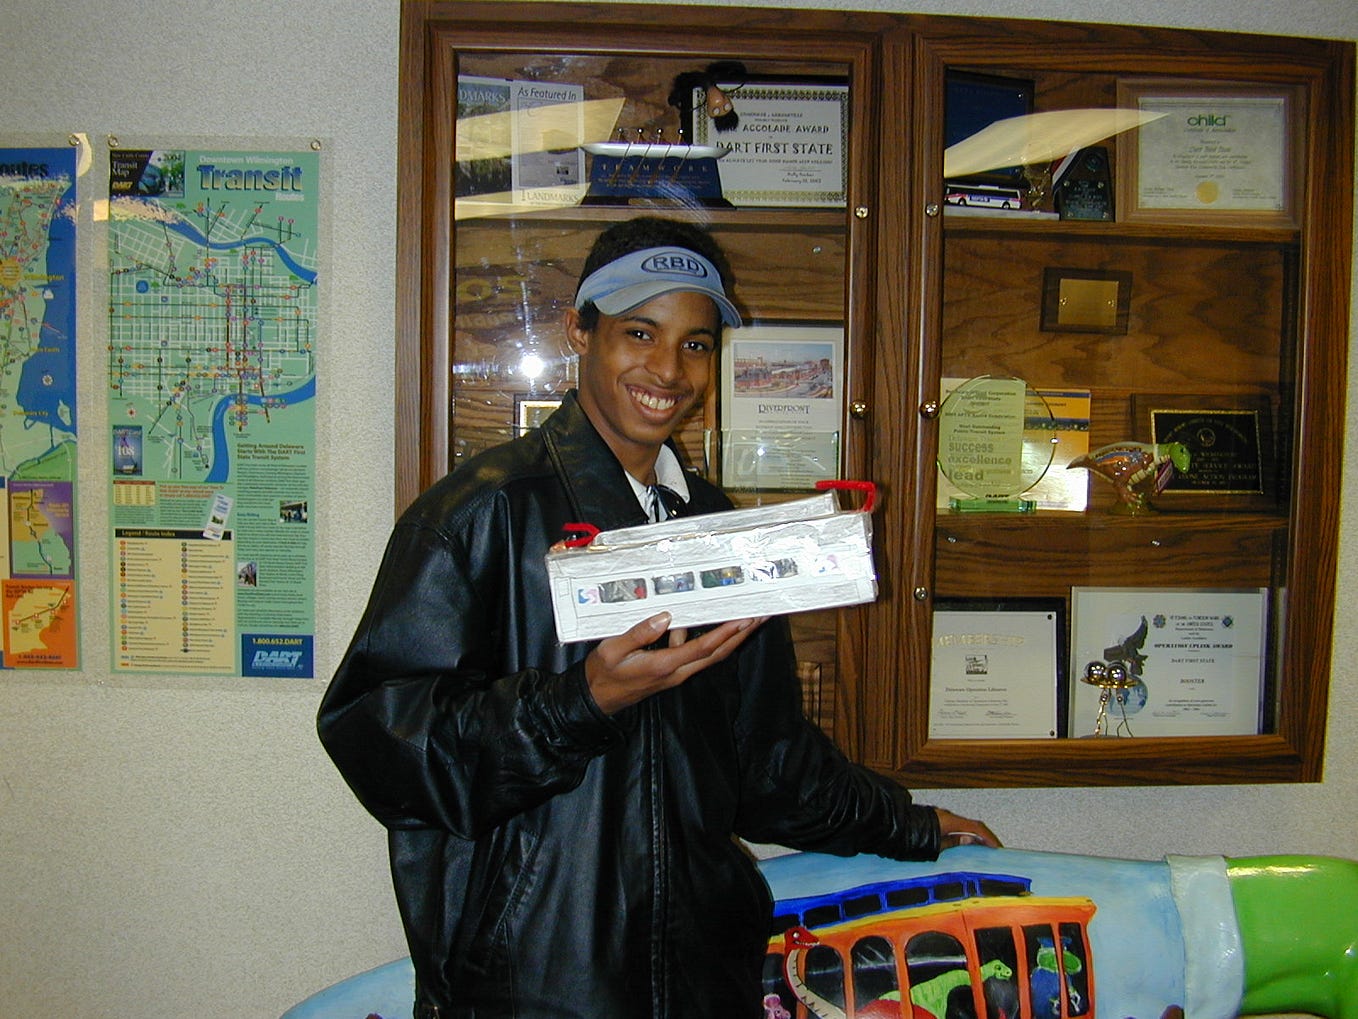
<box><xmin>886</xmin><ymin>27</ymin><xmax>1349</xmax><ymax>785</ymax></box>
<box><xmin>402</xmin><ymin>13</ymin><xmax>889</xmax><ymax>738</ymax></box>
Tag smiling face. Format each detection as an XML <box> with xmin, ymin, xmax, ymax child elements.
<box><xmin>565</xmin><ymin>289</ymin><xmax>721</xmax><ymax>483</ymax></box>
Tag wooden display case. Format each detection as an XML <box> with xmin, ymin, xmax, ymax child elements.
<box><xmin>396</xmin><ymin>2</ymin><xmax>1353</xmax><ymax>787</ymax></box>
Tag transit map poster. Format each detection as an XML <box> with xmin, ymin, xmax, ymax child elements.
<box><xmin>108</xmin><ymin>146</ymin><xmax>318</xmax><ymax>677</ymax></box>
<box><xmin>0</xmin><ymin>145</ymin><xmax>80</xmax><ymax>668</ymax></box>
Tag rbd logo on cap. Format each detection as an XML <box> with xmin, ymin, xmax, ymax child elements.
<box><xmin>641</xmin><ymin>252</ymin><xmax>709</xmax><ymax>278</ymax></box>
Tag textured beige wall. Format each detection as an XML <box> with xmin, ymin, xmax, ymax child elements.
<box><xmin>0</xmin><ymin>0</ymin><xmax>1353</xmax><ymax>1015</ymax></box>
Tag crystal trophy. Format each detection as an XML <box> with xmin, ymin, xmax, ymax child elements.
<box><xmin>937</xmin><ymin>375</ymin><xmax>1057</xmax><ymax>513</ymax></box>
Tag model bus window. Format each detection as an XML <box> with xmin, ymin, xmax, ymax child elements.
<box><xmin>760</xmin><ymin>952</ymin><xmax>797</xmax><ymax>1018</ymax></box>
<box><xmin>884</xmin><ymin>885</ymin><xmax>930</xmax><ymax>909</ymax></box>
<box><xmin>844</xmin><ymin>892</ymin><xmax>885</xmax><ymax>920</ymax></box>
<box><xmin>1058</xmin><ymin>923</ymin><xmax>1091</xmax><ymax>1017</ymax></box>
<box><xmin>906</xmin><ymin>931</ymin><xmax>977</xmax><ymax>1019</ymax></box>
<box><xmin>803</xmin><ymin>943</ymin><xmax>847</xmax><ymax>1015</ymax></box>
<box><xmin>1023</xmin><ymin>924</ymin><xmax>1085</xmax><ymax>1019</ymax></box>
<box><xmin>805</xmin><ymin>903</ymin><xmax>844</xmax><ymax>928</ymax></box>
<box><xmin>852</xmin><ymin>935</ymin><xmax>902</xmax><ymax>1017</ymax></box>
<box><xmin>933</xmin><ymin>880</ymin><xmax>966</xmax><ymax>901</ymax></box>
<box><xmin>973</xmin><ymin>926</ymin><xmax>1024</xmax><ymax>1019</ymax></box>
<box><xmin>977</xmin><ymin>877</ymin><xmax>1029</xmax><ymax>897</ymax></box>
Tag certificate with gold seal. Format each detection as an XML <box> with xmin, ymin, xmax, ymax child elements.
<box><xmin>1118</xmin><ymin>80</ymin><xmax>1300</xmax><ymax>227</ymax></box>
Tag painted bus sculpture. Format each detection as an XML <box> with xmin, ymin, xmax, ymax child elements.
<box><xmin>283</xmin><ymin>845</ymin><xmax>1358</xmax><ymax>1019</ymax></box>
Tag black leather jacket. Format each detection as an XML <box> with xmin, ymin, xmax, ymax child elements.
<box><xmin>318</xmin><ymin>391</ymin><xmax>941</xmax><ymax>1018</ymax></box>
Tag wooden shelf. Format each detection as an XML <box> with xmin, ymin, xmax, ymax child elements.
<box><xmin>889</xmin><ymin>733</ymin><xmax>1305</xmax><ymax>788</ymax></box>
<box><xmin>934</xmin><ymin>511</ymin><xmax>1286</xmax><ymax>599</ymax></box>
<box><xmin>456</xmin><ymin>204</ymin><xmax>848</xmax><ymax>229</ymax></box>
<box><xmin>942</xmin><ymin>212</ymin><xmax>1299</xmax><ymax>246</ymax></box>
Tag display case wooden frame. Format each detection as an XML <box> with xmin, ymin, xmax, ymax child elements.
<box><xmin>396</xmin><ymin>2</ymin><xmax>1353</xmax><ymax>788</ymax></box>
<box><xmin>897</xmin><ymin>20</ymin><xmax>1350</xmax><ymax>787</ymax></box>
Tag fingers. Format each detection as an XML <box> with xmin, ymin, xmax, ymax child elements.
<box><xmin>941</xmin><ymin>827</ymin><xmax>1003</xmax><ymax>850</ymax></box>
<box><xmin>601</xmin><ymin>613</ymin><xmax>764</xmax><ymax>665</ymax></box>
<box><xmin>587</xmin><ymin>614</ymin><xmax>766</xmax><ymax>715</ymax></box>
<box><xmin>936</xmin><ymin>808</ymin><xmax>1003</xmax><ymax>849</ymax></box>
<box><xmin>697</xmin><ymin>616</ymin><xmax>769</xmax><ymax>663</ymax></box>
<box><xmin>596</xmin><ymin>612</ymin><xmax>673</xmax><ymax>666</ymax></box>
<box><xmin>660</xmin><ymin>617</ymin><xmax>764</xmax><ymax>680</ymax></box>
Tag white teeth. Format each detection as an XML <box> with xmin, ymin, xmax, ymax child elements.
<box><xmin>632</xmin><ymin>389</ymin><xmax>678</xmax><ymax>411</ymax></box>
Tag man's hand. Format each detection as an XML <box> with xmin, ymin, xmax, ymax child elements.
<box><xmin>936</xmin><ymin>808</ymin><xmax>1002</xmax><ymax>850</ymax></box>
<box><xmin>585</xmin><ymin>611</ymin><xmax>766</xmax><ymax>715</ymax></box>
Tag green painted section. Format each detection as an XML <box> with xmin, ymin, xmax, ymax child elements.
<box><xmin>1229</xmin><ymin>855</ymin><xmax>1358</xmax><ymax>1019</ymax></box>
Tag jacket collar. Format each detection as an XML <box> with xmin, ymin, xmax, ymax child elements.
<box><xmin>540</xmin><ymin>389</ymin><xmax>660</xmax><ymax>532</ymax></box>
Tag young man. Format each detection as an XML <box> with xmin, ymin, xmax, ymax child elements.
<box><xmin>319</xmin><ymin>217</ymin><xmax>998</xmax><ymax>1018</ymax></box>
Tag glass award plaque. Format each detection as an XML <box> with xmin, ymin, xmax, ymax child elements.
<box><xmin>937</xmin><ymin>375</ymin><xmax>1057</xmax><ymax>512</ymax></box>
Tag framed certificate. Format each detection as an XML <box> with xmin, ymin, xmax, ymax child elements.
<box><xmin>1068</xmin><ymin>587</ymin><xmax>1268</xmax><ymax>738</ymax></box>
<box><xmin>720</xmin><ymin>322</ymin><xmax>843</xmax><ymax>490</ymax></box>
<box><xmin>929</xmin><ymin>598</ymin><xmax>1064</xmax><ymax>739</ymax></box>
<box><xmin>690</xmin><ymin>78</ymin><xmax>848</xmax><ymax>207</ymax></box>
<box><xmin>1117</xmin><ymin>79</ymin><xmax>1302</xmax><ymax>228</ymax></box>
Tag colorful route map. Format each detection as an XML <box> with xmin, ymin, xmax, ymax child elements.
<box><xmin>0</xmin><ymin>146</ymin><xmax>79</xmax><ymax>669</ymax></box>
<box><xmin>108</xmin><ymin>148</ymin><xmax>317</xmax><ymax>677</ymax></box>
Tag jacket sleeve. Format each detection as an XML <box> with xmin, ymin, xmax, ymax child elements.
<box><xmin>730</xmin><ymin>618</ymin><xmax>942</xmax><ymax>861</ymax></box>
<box><xmin>317</xmin><ymin>517</ymin><xmax>624</xmax><ymax>837</ymax></box>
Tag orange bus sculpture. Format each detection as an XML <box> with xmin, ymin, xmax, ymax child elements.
<box><xmin>283</xmin><ymin>844</ymin><xmax>1358</xmax><ymax>1019</ymax></box>
<box><xmin>758</xmin><ymin>845</ymin><xmax>1358</xmax><ymax>1019</ymax></box>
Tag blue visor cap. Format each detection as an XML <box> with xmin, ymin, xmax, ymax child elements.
<box><xmin>574</xmin><ymin>246</ymin><xmax>742</xmax><ymax>328</ymax></box>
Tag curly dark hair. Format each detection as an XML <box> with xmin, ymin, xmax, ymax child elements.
<box><xmin>573</xmin><ymin>216</ymin><xmax>735</xmax><ymax>331</ymax></box>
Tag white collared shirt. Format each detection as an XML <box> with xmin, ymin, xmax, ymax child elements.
<box><xmin>625</xmin><ymin>445</ymin><xmax>691</xmax><ymax>522</ymax></box>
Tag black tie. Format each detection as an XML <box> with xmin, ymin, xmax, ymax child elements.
<box><xmin>649</xmin><ymin>483</ymin><xmax>685</xmax><ymax>522</ymax></box>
